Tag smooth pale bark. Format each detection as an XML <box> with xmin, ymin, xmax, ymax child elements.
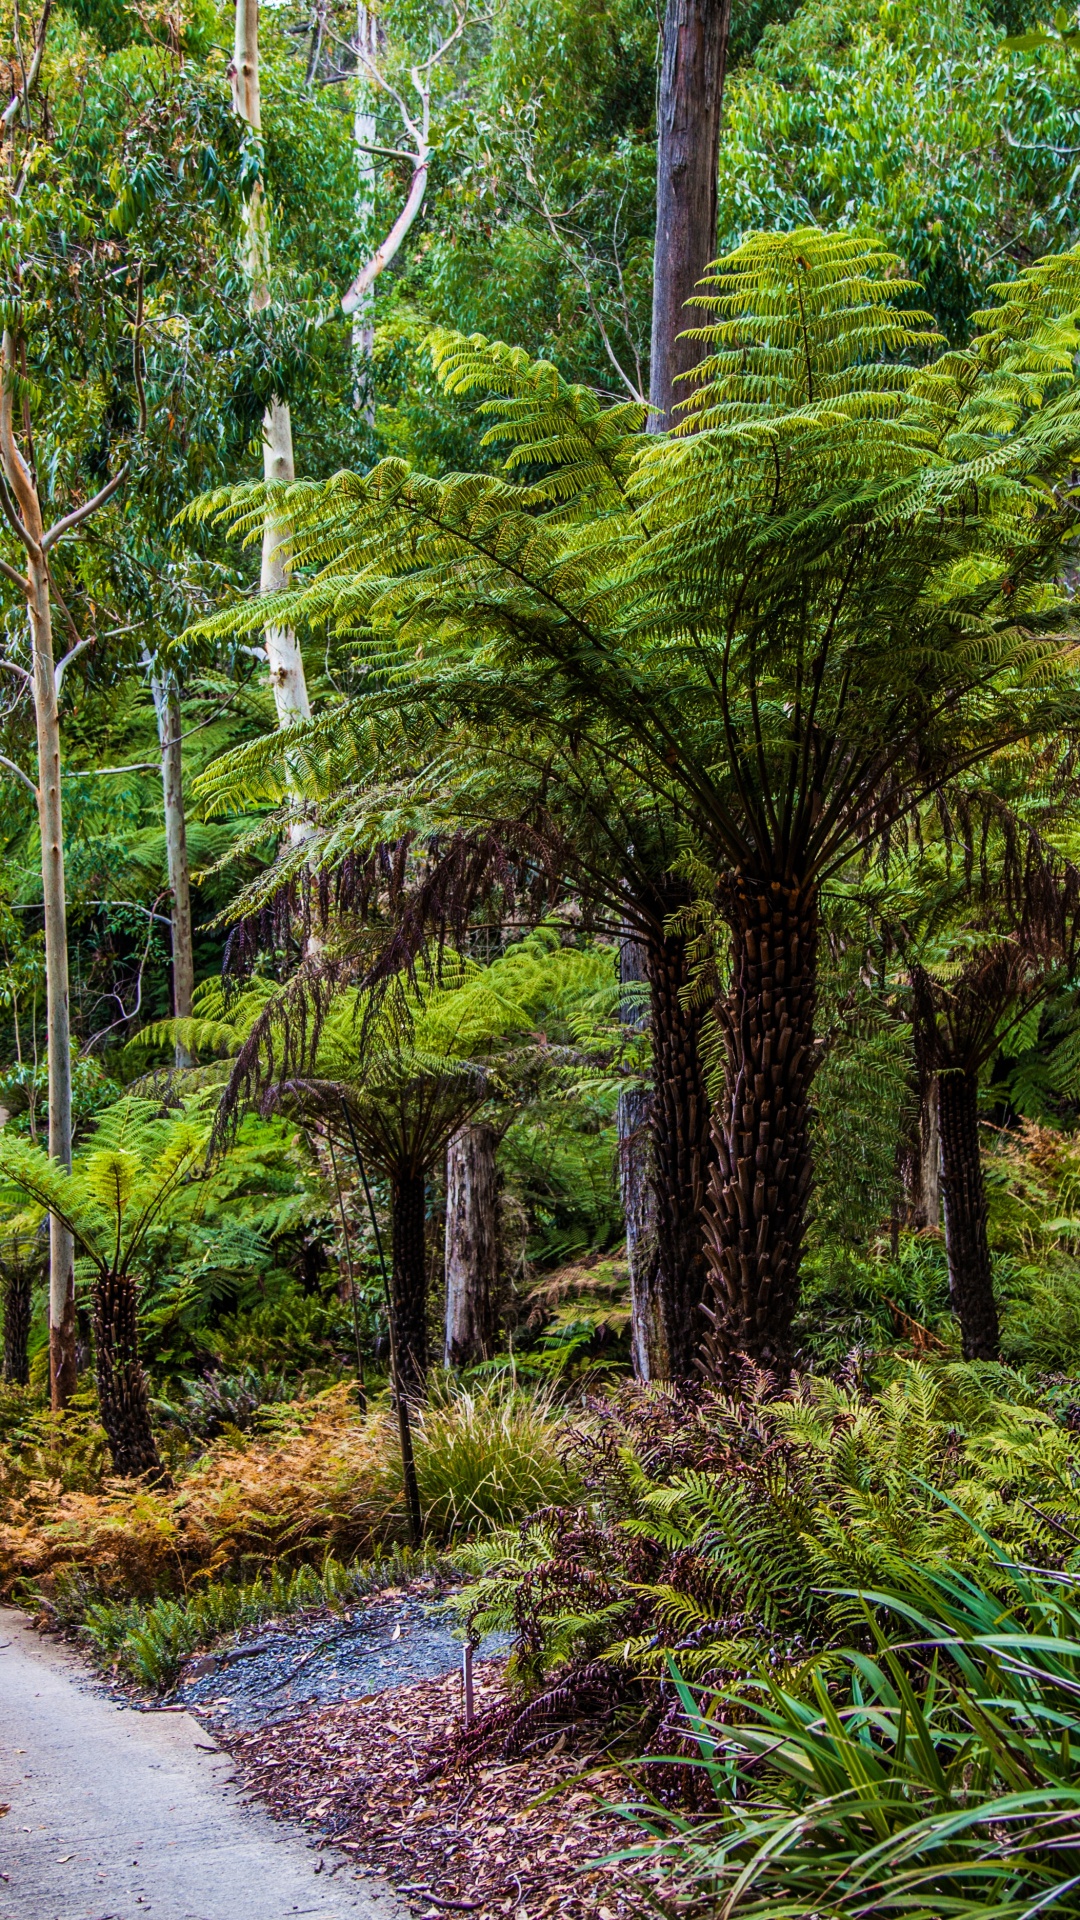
<box><xmin>648</xmin><ymin>0</ymin><xmax>732</xmax><ymax>431</ymax></box>
<box><xmin>702</xmin><ymin>875</ymin><xmax>817</xmax><ymax>1377</ymax></box>
<box><xmin>444</xmin><ymin>1122</ymin><xmax>498</xmax><ymax>1367</ymax></box>
<box><xmin>150</xmin><ymin>676</ymin><xmax>194</xmax><ymax>1068</ymax></box>
<box><xmin>230</xmin><ymin>0</ymin><xmax>312</xmax><ymax>743</ymax></box>
<box><xmin>938</xmin><ymin>1069</ymin><xmax>999</xmax><ymax>1361</ymax></box>
<box><xmin>0</xmin><ymin>349</ymin><xmax>77</xmax><ymax>1407</ymax></box>
<box><xmin>352</xmin><ymin>1</ymin><xmax>377</xmax><ymax>415</ymax></box>
<box><xmin>29</xmin><ymin>549</ymin><xmax>77</xmax><ymax>1406</ymax></box>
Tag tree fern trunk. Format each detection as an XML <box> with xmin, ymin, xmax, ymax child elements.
<box><xmin>2</xmin><ymin>1255</ymin><xmax>31</xmax><ymax>1386</ymax></box>
<box><xmin>646</xmin><ymin>917</ymin><xmax>713</xmax><ymax>1375</ymax></box>
<box><xmin>391</xmin><ymin>1167</ymin><xmax>428</xmax><ymax>1396</ymax></box>
<box><xmin>93</xmin><ymin>1275</ymin><xmax>164</xmax><ymax>1479</ymax></box>
<box><xmin>938</xmin><ymin>1068</ymin><xmax>999</xmax><ymax>1360</ymax></box>
<box><xmin>703</xmin><ymin>876</ymin><xmax>817</xmax><ymax>1375</ymax></box>
<box><xmin>444</xmin><ymin>1122</ymin><xmax>498</xmax><ymax>1367</ymax></box>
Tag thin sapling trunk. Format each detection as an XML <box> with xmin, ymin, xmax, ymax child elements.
<box><xmin>151</xmin><ymin>675</ymin><xmax>194</xmax><ymax>1067</ymax></box>
<box><xmin>391</xmin><ymin>1165</ymin><xmax>428</xmax><ymax>1396</ymax></box>
<box><xmin>938</xmin><ymin>1067</ymin><xmax>1000</xmax><ymax>1361</ymax></box>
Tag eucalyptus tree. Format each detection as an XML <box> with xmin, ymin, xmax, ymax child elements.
<box><xmin>190</xmin><ymin>230</ymin><xmax>1080</xmax><ymax>1374</ymax></box>
<box><xmin>0</xmin><ymin>7</ymin><xmax>151</xmax><ymax>1404</ymax></box>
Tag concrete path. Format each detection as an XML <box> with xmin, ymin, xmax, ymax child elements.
<box><xmin>0</xmin><ymin>1609</ymin><xmax>406</xmax><ymax>1920</ymax></box>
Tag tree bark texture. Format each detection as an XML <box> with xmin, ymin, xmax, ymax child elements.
<box><xmin>619</xmin><ymin>933</ymin><xmax>664</xmax><ymax>1378</ymax></box>
<box><xmin>444</xmin><ymin>1122</ymin><xmax>499</xmax><ymax>1367</ymax></box>
<box><xmin>92</xmin><ymin>1274</ymin><xmax>163</xmax><ymax>1478</ymax></box>
<box><xmin>702</xmin><ymin>877</ymin><xmax>817</xmax><ymax>1376</ymax></box>
<box><xmin>902</xmin><ymin>1063</ymin><xmax>941</xmax><ymax>1231</ymax></box>
<box><xmin>1</xmin><ymin>1250</ymin><xmax>32</xmax><ymax>1385</ymax></box>
<box><xmin>391</xmin><ymin>1167</ymin><xmax>428</xmax><ymax>1396</ymax></box>
<box><xmin>230</xmin><ymin>0</ymin><xmax>312</xmax><ymax>750</ymax></box>
<box><xmin>938</xmin><ymin>1068</ymin><xmax>1000</xmax><ymax>1361</ymax></box>
<box><xmin>648</xmin><ymin>0</ymin><xmax>732</xmax><ymax>431</ymax></box>
<box><xmin>644</xmin><ymin>917</ymin><xmax>713</xmax><ymax>1375</ymax></box>
<box><xmin>151</xmin><ymin>677</ymin><xmax>194</xmax><ymax>1067</ymax></box>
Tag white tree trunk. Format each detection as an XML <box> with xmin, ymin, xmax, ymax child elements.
<box><xmin>150</xmin><ymin>674</ymin><xmax>194</xmax><ymax>1067</ymax></box>
<box><xmin>444</xmin><ymin>1122</ymin><xmax>498</xmax><ymax>1367</ymax></box>
<box><xmin>352</xmin><ymin>1</ymin><xmax>377</xmax><ymax>417</ymax></box>
<box><xmin>231</xmin><ymin>0</ymin><xmax>311</xmax><ymax>743</ymax></box>
<box><xmin>29</xmin><ymin>551</ymin><xmax>77</xmax><ymax>1408</ymax></box>
<box><xmin>0</xmin><ymin>332</ymin><xmax>78</xmax><ymax>1408</ymax></box>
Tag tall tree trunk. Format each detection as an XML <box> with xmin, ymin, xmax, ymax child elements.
<box><xmin>648</xmin><ymin>0</ymin><xmax>732</xmax><ymax>431</ymax></box>
<box><xmin>390</xmin><ymin>1166</ymin><xmax>428</xmax><ymax>1396</ymax></box>
<box><xmin>32</xmin><ymin>549</ymin><xmax>77</xmax><ymax>1408</ymax></box>
<box><xmin>1</xmin><ymin>1245</ymin><xmax>33</xmax><ymax>1386</ymax></box>
<box><xmin>444</xmin><ymin>1122</ymin><xmax>498</xmax><ymax>1367</ymax></box>
<box><xmin>702</xmin><ymin>875</ymin><xmax>818</xmax><ymax>1376</ymax></box>
<box><xmin>938</xmin><ymin>1067</ymin><xmax>999</xmax><ymax>1361</ymax></box>
<box><xmin>92</xmin><ymin>1273</ymin><xmax>163</xmax><ymax>1478</ymax></box>
<box><xmin>231</xmin><ymin>0</ymin><xmax>312</xmax><ymax>752</ymax></box>
<box><xmin>352</xmin><ymin>0</ymin><xmax>377</xmax><ymax>417</ymax></box>
<box><xmin>150</xmin><ymin>675</ymin><xmax>194</xmax><ymax>1068</ymax></box>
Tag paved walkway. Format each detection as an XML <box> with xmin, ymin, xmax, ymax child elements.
<box><xmin>0</xmin><ymin>1609</ymin><xmax>406</xmax><ymax>1920</ymax></box>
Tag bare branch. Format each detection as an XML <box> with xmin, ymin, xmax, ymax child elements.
<box><xmin>1</xmin><ymin>0</ymin><xmax>53</xmax><ymax>129</ymax></box>
<box><xmin>0</xmin><ymin>752</ymin><xmax>38</xmax><ymax>798</ymax></box>
<box><xmin>0</xmin><ymin>553</ymin><xmax>27</xmax><ymax>592</ymax></box>
<box><xmin>41</xmin><ymin>464</ymin><xmax>130</xmax><ymax>553</ymax></box>
<box><xmin>0</xmin><ymin>657</ymin><xmax>31</xmax><ymax>685</ymax></box>
<box><xmin>54</xmin><ymin>633</ymin><xmax>93</xmax><ymax>697</ymax></box>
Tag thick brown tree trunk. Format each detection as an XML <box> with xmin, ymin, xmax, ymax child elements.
<box><xmin>391</xmin><ymin>1167</ymin><xmax>428</xmax><ymax>1395</ymax></box>
<box><xmin>1</xmin><ymin>1247</ymin><xmax>33</xmax><ymax>1385</ymax></box>
<box><xmin>648</xmin><ymin>0</ymin><xmax>732</xmax><ymax>430</ymax></box>
<box><xmin>92</xmin><ymin>1274</ymin><xmax>164</xmax><ymax>1478</ymax></box>
<box><xmin>645</xmin><ymin>916</ymin><xmax>713</xmax><ymax>1374</ymax></box>
<box><xmin>702</xmin><ymin>876</ymin><xmax>818</xmax><ymax>1375</ymax></box>
<box><xmin>938</xmin><ymin>1068</ymin><xmax>999</xmax><ymax>1360</ymax></box>
<box><xmin>444</xmin><ymin>1122</ymin><xmax>499</xmax><ymax>1367</ymax></box>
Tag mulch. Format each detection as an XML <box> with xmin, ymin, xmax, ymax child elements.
<box><xmin>211</xmin><ymin>1658</ymin><xmax>665</xmax><ymax>1919</ymax></box>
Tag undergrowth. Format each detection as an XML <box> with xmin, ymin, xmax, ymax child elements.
<box><xmin>74</xmin><ymin>1544</ymin><xmax>437</xmax><ymax>1691</ymax></box>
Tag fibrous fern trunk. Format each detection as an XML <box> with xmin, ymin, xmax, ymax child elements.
<box><xmin>1</xmin><ymin>1255</ymin><xmax>31</xmax><ymax>1385</ymax></box>
<box><xmin>938</xmin><ymin>1068</ymin><xmax>999</xmax><ymax>1361</ymax></box>
<box><xmin>391</xmin><ymin>1167</ymin><xmax>428</xmax><ymax>1396</ymax></box>
<box><xmin>644</xmin><ymin>917</ymin><xmax>713</xmax><ymax>1376</ymax></box>
<box><xmin>92</xmin><ymin>1274</ymin><xmax>163</xmax><ymax>1479</ymax></box>
<box><xmin>444</xmin><ymin>1122</ymin><xmax>498</xmax><ymax>1367</ymax></box>
<box><xmin>703</xmin><ymin>876</ymin><xmax>817</xmax><ymax>1375</ymax></box>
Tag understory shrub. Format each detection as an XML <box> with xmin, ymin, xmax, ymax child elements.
<box><xmin>1</xmin><ymin>1374</ymin><xmax>572</xmax><ymax>1608</ymax></box>
<box><xmin>623</xmin><ymin>1551</ymin><xmax>1080</xmax><ymax>1917</ymax></box>
<box><xmin>450</xmin><ymin>1363</ymin><xmax>1080</xmax><ymax>1748</ymax></box>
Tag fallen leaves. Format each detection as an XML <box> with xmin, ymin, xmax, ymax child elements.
<box><xmin>213</xmin><ymin>1660</ymin><xmax>654</xmax><ymax>1920</ymax></box>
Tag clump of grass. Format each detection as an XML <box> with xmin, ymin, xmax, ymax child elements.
<box><xmin>76</xmin><ymin>1544</ymin><xmax>435</xmax><ymax>1691</ymax></box>
<box><xmin>409</xmin><ymin>1371</ymin><xmax>579</xmax><ymax>1536</ymax></box>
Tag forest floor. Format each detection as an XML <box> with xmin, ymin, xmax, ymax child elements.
<box><xmin>174</xmin><ymin>1580</ymin><xmax>649</xmax><ymax>1920</ymax></box>
<box><xmin>2</xmin><ymin>1584</ymin><xmax>653</xmax><ymax>1920</ymax></box>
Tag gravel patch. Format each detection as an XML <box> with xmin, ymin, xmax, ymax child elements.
<box><xmin>175</xmin><ymin>1582</ymin><xmax>510</xmax><ymax>1732</ymax></box>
